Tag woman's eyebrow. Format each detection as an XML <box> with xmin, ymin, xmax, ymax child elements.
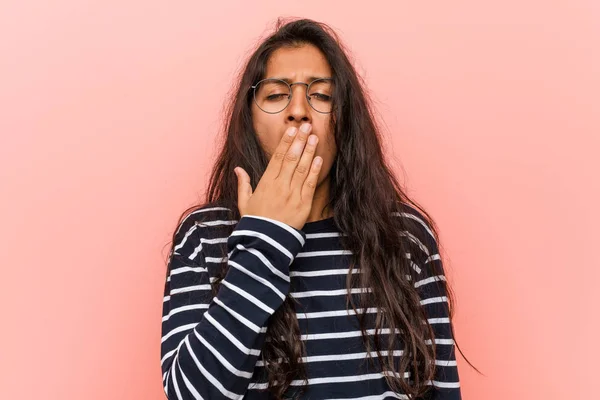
<box><xmin>268</xmin><ymin>76</ymin><xmax>333</xmax><ymax>83</ymax></box>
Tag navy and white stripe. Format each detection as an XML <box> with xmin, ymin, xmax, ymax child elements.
<box><xmin>161</xmin><ymin>204</ymin><xmax>461</xmax><ymax>399</ymax></box>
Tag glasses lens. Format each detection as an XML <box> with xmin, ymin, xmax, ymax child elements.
<box><xmin>254</xmin><ymin>79</ymin><xmax>291</xmax><ymax>113</ymax></box>
<box><xmin>307</xmin><ymin>79</ymin><xmax>334</xmax><ymax>113</ymax></box>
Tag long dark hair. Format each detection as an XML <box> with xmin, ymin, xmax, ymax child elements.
<box><xmin>170</xmin><ymin>17</ymin><xmax>472</xmax><ymax>399</ymax></box>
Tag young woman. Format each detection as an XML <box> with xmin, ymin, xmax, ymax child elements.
<box><xmin>161</xmin><ymin>18</ymin><xmax>462</xmax><ymax>400</ymax></box>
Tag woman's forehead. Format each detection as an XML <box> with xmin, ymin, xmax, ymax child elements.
<box><xmin>265</xmin><ymin>45</ymin><xmax>332</xmax><ymax>81</ymax></box>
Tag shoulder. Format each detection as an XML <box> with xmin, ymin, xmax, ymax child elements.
<box><xmin>171</xmin><ymin>202</ymin><xmax>237</xmax><ymax>259</ymax></box>
<box><xmin>394</xmin><ymin>202</ymin><xmax>436</xmax><ymax>240</ymax></box>
<box><xmin>176</xmin><ymin>203</ymin><xmax>235</xmax><ymax>234</ymax></box>
<box><xmin>393</xmin><ymin>202</ymin><xmax>441</xmax><ymax>262</ymax></box>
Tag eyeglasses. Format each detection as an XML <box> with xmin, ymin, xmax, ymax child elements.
<box><xmin>251</xmin><ymin>78</ymin><xmax>335</xmax><ymax>114</ymax></box>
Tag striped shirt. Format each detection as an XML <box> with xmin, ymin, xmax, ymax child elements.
<box><xmin>160</xmin><ymin>204</ymin><xmax>461</xmax><ymax>399</ymax></box>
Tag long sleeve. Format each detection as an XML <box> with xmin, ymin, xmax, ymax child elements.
<box><xmin>160</xmin><ymin>213</ymin><xmax>306</xmax><ymax>400</ymax></box>
<box><xmin>413</xmin><ymin>221</ymin><xmax>462</xmax><ymax>400</ymax></box>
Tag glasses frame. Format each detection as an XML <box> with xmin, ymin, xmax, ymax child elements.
<box><xmin>250</xmin><ymin>77</ymin><xmax>335</xmax><ymax>114</ymax></box>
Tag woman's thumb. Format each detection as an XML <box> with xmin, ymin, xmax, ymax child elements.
<box><xmin>234</xmin><ymin>167</ymin><xmax>252</xmax><ymax>213</ymax></box>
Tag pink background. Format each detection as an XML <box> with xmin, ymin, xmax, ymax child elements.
<box><xmin>1</xmin><ymin>1</ymin><xmax>599</xmax><ymax>399</ymax></box>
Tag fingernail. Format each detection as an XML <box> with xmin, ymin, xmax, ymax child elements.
<box><xmin>308</xmin><ymin>135</ymin><xmax>318</xmax><ymax>145</ymax></box>
<box><xmin>300</xmin><ymin>123</ymin><xmax>311</xmax><ymax>133</ymax></box>
<box><xmin>288</xmin><ymin>127</ymin><xmax>298</xmax><ymax>136</ymax></box>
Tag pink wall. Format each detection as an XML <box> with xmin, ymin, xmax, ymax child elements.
<box><xmin>1</xmin><ymin>1</ymin><xmax>598</xmax><ymax>399</ymax></box>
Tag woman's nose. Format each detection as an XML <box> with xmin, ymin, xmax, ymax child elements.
<box><xmin>286</xmin><ymin>84</ymin><xmax>311</xmax><ymax>122</ymax></box>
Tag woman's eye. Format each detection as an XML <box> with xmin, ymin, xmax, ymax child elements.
<box><xmin>266</xmin><ymin>94</ymin><xmax>288</xmax><ymax>101</ymax></box>
<box><xmin>311</xmin><ymin>93</ymin><xmax>332</xmax><ymax>101</ymax></box>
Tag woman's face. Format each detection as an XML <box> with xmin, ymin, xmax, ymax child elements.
<box><xmin>251</xmin><ymin>44</ymin><xmax>337</xmax><ymax>187</ymax></box>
